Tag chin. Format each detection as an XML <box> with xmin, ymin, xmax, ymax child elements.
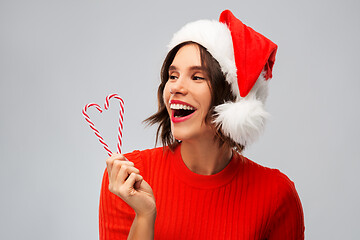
<box><xmin>171</xmin><ymin>127</ymin><xmax>194</xmax><ymax>142</ymax></box>
<box><xmin>171</xmin><ymin>125</ymin><xmax>212</xmax><ymax>142</ymax></box>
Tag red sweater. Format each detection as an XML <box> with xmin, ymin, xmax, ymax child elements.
<box><xmin>99</xmin><ymin>145</ymin><xmax>304</xmax><ymax>239</ymax></box>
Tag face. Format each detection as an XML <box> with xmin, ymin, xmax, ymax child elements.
<box><xmin>163</xmin><ymin>44</ymin><xmax>213</xmax><ymax>142</ymax></box>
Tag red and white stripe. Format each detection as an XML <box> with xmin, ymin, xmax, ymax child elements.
<box><xmin>105</xmin><ymin>94</ymin><xmax>125</xmax><ymax>154</ymax></box>
<box><xmin>82</xmin><ymin>94</ymin><xmax>125</xmax><ymax>156</ymax></box>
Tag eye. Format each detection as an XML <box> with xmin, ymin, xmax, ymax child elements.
<box><xmin>168</xmin><ymin>71</ymin><xmax>179</xmax><ymax>80</ymax></box>
<box><xmin>193</xmin><ymin>76</ymin><xmax>205</xmax><ymax>81</ymax></box>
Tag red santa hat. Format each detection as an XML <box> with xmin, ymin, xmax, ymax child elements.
<box><xmin>167</xmin><ymin>10</ymin><xmax>278</xmax><ymax>146</ymax></box>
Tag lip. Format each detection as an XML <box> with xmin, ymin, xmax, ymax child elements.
<box><xmin>169</xmin><ymin>100</ymin><xmax>197</xmax><ymax>123</ymax></box>
<box><xmin>169</xmin><ymin>99</ymin><xmax>196</xmax><ymax>109</ymax></box>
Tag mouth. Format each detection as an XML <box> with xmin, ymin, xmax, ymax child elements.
<box><xmin>169</xmin><ymin>100</ymin><xmax>196</xmax><ymax>123</ymax></box>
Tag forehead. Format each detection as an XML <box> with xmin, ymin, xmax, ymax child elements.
<box><xmin>170</xmin><ymin>44</ymin><xmax>202</xmax><ymax>69</ymax></box>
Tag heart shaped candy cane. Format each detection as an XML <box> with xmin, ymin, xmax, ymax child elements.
<box><xmin>82</xmin><ymin>94</ymin><xmax>125</xmax><ymax>156</ymax></box>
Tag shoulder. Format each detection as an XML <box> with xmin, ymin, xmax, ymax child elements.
<box><xmin>241</xmin><ymin>156</ymin><xmax>304</xmax><ymax>238</ymax></box>
<box><xmin>242</xmin><ymin>156</ymin><xmax>297</xmax><ymax>191</ymax></box>
<box><xmin>241</xmin><ymin>156</ymin><xmax>303</xmax><ymax>217</ymax></box>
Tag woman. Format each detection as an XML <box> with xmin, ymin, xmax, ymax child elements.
<box><xmin>100</xmin><ymin>10</ymin><xmax>305</xmax><ymax>240</ymax></box>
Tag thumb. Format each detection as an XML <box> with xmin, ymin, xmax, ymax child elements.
<box><xmin>134</xmin><ymin>175</ymin><xmax>143</xmax><ymax>190</ymax></box>
<box><xmin>124</xmin><ymin>173</ymin><xmax>143</xmax><ymax>194</ymax></box>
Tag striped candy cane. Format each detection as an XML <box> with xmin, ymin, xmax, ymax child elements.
<box><xmin>105</xmin><ymin>94</ymin><xmax>125</xmax><ymax>154</ymax></box>
<box><xmin>82</xmin><ymin>94</ymin><xmax>125</xmax><ymax>156</ymax></box>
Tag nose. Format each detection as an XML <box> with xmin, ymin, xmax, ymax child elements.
<box><xmin>169</xmin><ymin>76</ymin><xmax>188</xmax><ymax>95</ymax></box>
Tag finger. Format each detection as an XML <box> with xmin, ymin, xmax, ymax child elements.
<box><xmin>106</xmin><ymin>154</ymin><xmax>115</xmax><ymax>176</ymax></box>
<box><xmin>116</xmin><ymin>164</ymin><xmax>140</xmax><ymax>184</ymax></box>
<box><xmin>106</xmin><ymin>153</ymin><xmax>128</xmax><ymax>167</ymax></box>
<box><xmin>109</xmin><ymin>159</ymin><xmax>121</xmax><ymax>184</ymax></box>
<box><xmin>134</xmin><ymin>176</ymin><xmax>143</xmax><ymax>190</ymax></box>
<box><xmin>124</xmin><ymin>173</ymin><xmax>143</xmax><ymax>195</ymax></box>
<box><xmin>106</xmin><ymin>154</ymin><xmax>133</xmax><ymax>178</ymax></box>
<box><xmin>110</xmin><ymin>160</ymin><xmax>135</xmax><ymax>184</ymax></box>
<box><xmin>105</xmin><ymin>153</ymin><xmax>120</xmax><ymax>174</ymax></box>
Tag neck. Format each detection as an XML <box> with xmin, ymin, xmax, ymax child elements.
<box><xmin>180</xmin><ymin>137</ymin><xmax>233</xmax><ymax>175</ymax></box>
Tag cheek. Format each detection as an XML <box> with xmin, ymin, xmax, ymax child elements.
<box><xmin>163</xmin><ymin>83</ymin><xmax>170</xmax><ymax>102</ymax></box>
<box><xmin>199</xmin><ymin>87</ymin><xmax>212</xmax><ymax>111</ymax></box>
<box><xmin>163</xmin><ymin>83</ymin><xmax>172</xmax><ymax>109</ymax></box>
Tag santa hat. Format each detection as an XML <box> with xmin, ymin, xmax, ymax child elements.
<box><xmin>168</xmin><ymin>10</ymin><xmax>278</xmax><ymax>146</ymax></box>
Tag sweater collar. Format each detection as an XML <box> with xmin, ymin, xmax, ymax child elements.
<box><xmin>170</xmin><ymin>144</ymin><xmax>243</xmax><ymax>189</ymax></box>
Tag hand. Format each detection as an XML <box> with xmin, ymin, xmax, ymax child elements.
<box><xmin>106</xmin><ymin>153</ymin><xmax>156</xmax><ymax>218</ymax></box>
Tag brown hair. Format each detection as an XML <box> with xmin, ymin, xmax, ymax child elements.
<box><xmin>144</xmin><ymin>42</ymin><xmax>244</xmax><ymax>152</ymax></box>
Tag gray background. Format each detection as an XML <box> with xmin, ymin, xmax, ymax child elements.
<box><xmin>1</xmin><ymin>0</ymin><xmax>359</xmax><ymax>239</ymax></box>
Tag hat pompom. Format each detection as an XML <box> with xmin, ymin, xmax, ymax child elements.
<box><xmin>214</xmin><ymin>99</ymin><xmax>269</xmax><ymax>146</ymax></box>
<box><xmin>213</xmin><ymin>74</ymin><xmax>270</xmax><ymax>146</ymax></box>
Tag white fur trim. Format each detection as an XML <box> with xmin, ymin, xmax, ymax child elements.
<box><xmin>168</xmin><ymin>20</ymin><xmax>240</xmax><ymax>98</ymax></box>
<box><xmin>213</xmin><ymin>99</ymin><xmax>269</xmax><ymax>146</ymax></box>
<box><xmin>213</xmin><ymin>74</ymin><xmax>270</xmax><ymax>146</ymax></box>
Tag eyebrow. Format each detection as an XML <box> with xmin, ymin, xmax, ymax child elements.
<box><xmin>169</xmin><ymin>65</ymin><xmax>205</xmax><ymax>72</ymax></box>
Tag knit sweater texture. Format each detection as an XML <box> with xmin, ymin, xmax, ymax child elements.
<box><xmin>99</xmin><ymin>145</ymin><xmax>304</xmax><ymax>239</ymax></box>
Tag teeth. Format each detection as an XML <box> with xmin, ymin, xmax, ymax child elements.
<box><xmin>170</xmin><ymin>104</ymin><xmax>195</xmax><ymax>110</ymax></box>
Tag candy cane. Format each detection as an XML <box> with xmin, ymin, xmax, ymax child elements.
<box><xmin>105</xmin><ymin>94</ymin><xmax>125</xmax><ymax>154</ymax></box>
<box><xmin>82</xmin><ymin>94</ymin><xmax>125</xmax><ymax>156</ymax></box>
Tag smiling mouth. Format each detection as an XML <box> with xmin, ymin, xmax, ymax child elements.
<box><xmin>170</xmin><ymin>102</ymin><xmax>196</xmax><ymax>119</ymax></box>
<box><xmin>173</xmin><ymin>108</ymin><xmax>195</xmax><ymax>117</ymax></box>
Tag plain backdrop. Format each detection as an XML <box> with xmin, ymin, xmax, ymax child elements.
<box><xmin>1</xmin><ymin>0</ymin><xmax>359</xmax><ymax>239</ymax></box>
